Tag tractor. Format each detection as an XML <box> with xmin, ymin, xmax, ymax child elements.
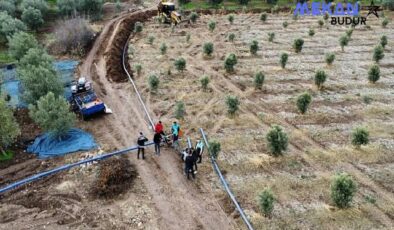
<box><xmin>157</xmin><ymin>0</ymin><xmax>188</xmax><ymax>25</ymax></box>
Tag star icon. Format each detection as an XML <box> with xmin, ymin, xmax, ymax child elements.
<box><xmin>366</xmin><ymin>0</ymin><xmax>382</xmax><ymax>18</ymax></box>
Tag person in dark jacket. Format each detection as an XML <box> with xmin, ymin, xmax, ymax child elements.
<box><xmin>185</xmin><ymin>151</ymin><xmax>195</xmax><ymax>180</ymax></box>
<box><xmin>191</xmin><ymin>148</ymin><xmax>199</xmax><ymax>173</ymax></box>
<box><xmin>137</xmin><ymin>132</ymin><xmax>148</xmax><ymax>159</ymax></box>
<box><xmin>153</xmin><ymin>132</ymin><xmax>162</xmax><ymax>156</ymax></box>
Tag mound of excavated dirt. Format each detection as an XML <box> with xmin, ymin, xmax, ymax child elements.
<box><xmin>91</xmin><ymin>156</ymin><xmax>137</xmax><ymax>198</ymax></box>
<box><xmin>105</xmin><ymin>9</ymin><xmax>157</xmax><ymax>82</ymax></box>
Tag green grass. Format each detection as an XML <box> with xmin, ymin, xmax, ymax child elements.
<box><xmin>0</xmin><ymin>49</ymin><xmax>14</xmax><ymax>65</ymax></box>
<box><xmin>0</xmin><ymin>150</ymin><xmax>14</xmax><ymax>162</ymax></box>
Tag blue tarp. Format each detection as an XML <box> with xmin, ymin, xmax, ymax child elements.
<box><xmin>0</xmin><ymin>60</ymin><xmax>79</xmax><ymax>107</ymax></box>
<box><xmin>27</xmin><ymin>128</ymin><xmax>98</xmax><ymax>158</ymax></box>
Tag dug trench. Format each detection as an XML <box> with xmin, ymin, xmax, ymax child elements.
<box><xmin>79</xmin><ymin>8</ymin><xmax>239</xmax><ymax>230</ymax></box>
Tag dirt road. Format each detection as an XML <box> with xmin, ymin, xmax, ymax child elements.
<box><xmin>79</xmin><ymin>9</ymin><xmax>237</xmax><ymax>230</ymax></box>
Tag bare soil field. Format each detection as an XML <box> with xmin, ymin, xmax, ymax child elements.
<box><xmin>129</xmin><ymin>12</ymin><xmax>394</xmax><ymax>229</ymax></box>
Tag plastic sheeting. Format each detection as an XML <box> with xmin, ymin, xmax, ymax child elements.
<box><xmin>0</xmin><ymin>60</ymin><xmax>79</xmax><ymax>107</ymax></box>
<box><xmin>27</xmin><ymin>128</ymin><xmax>98</xmax><ymax>158</ymax></box>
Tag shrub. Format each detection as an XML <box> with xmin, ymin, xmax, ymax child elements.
<box><xmin>250</xmin><ymin>40</ymin><xmax>259</xmax><ymax>55</ymax></box>
<box><xmin>382</xmin><ymin>17</ymin><xmax>389</xmax><ymax>28</ymax></box>
<box><xmin>282</xmin><ymin>21</ymin><xmax>288</xmax><ymax>28</ymax></box>
<box><xmin>228</xmin><ymin>14</ymin><xmax>234</xmax><ymax>24</ymax></box>
<box><xmin>380</xmin><ymin>35</ymin><xmax>388</xmax><ymax>48</ymax></box>
<box><xmin>208</xmin><ymin>140</ymin><xmax>221</xmax><ymax>159</ymax></box>
<box><xmin>260</xmin><ymin>13</ymin><xmax>267</xmax><ymax>22</ymax></box>
<box><xmin>0</xmin><ymin>0</ymin><xmax>16</xmax><ymax>16</ymax></box>
<box><xmin>268</xmin><ymin>32</ymin><xmax>275</xmax><ymax>42</ymax></box>
<box><xmin>346</xmin><ymin>28</ymin><xmax>353</xmax><ymax>38</ymax></box>
<box><xmin>29</xmin><ymin>92</ymin><xmax>76</xmax><ymax>137</ymax></box>
<box><xmin>259</xmin><ymin>189</ymin><xmax>274</xmax><ymax>217</ymax></box>
<box><xmin>293</xmin><ymin>38</ymin><xmax>304</xmax><ymax>53</ymax></box>
<box><xmin>148</xmin><ymin>74</ymin><xmax>160</xmax><ymax>92</ymax></box>
<box><xmin>308</xmin><ymin>28</ymin><xmax>315</xmax><ymax>36</ymax></box>
<box><xmin>200</xmin><ymin>75</ymin><xmax>210</xmax><ymax>91</ymax></box>
<box><xmin>0</xmin><ymin>12</ymin><xmax>26</xmax><ymax>43</ymax></box>
<box><xmin>186</xmin><ymin>33</ymin><xmax>191</xmax><ymax>42</ymax></box>
<box><xmin>91</xmin><ymin>157</ymin><xmax>136</xmax><ymax>198</ymax></box>
<box><xmin>225</xmin><ymin>95</ymin><xmax>240</xmax><ymax>115</ymax></box>
<box><xmin>134</xmin><ymin>64</ymin><xmax>142</xmax><ymax>75</ymax></box>
<box><xmin>318</xmin><ymin>19</ymin><xmax>324</xmax><ymax>28</ymax></box>
<box><xmin>0</xmin><ymin>98</ymin><xmax>20</xmax><ymax>155</ymax></box>
<box><xmin>52</xmin><ymin>18</ymin><xmax>94</xmax><ymax>55</ymax></box>
<box><xmin>339</xmin><ymin>35</ymin><xmax>349</xmax><ymax>51</ymax></box>
<box><xmin>373</xmin><ymin>45</ymin><xmax>384</xmax><ymax>63</ymax></box>
<box><xmin>331</xmin><ymin>173</ymin><xmax>357</xmax><ymax>208</ymax></box>
<box><xmin>208</xmin><ymin>20</ymin><xmax>216</xmax><ymax>32</ymax></box>
<box><xmin>368</xmin><ymin>64</ymin><xmax>380</xmax><ymax>83</ymax></box>
<box><xmin>174</xmin><ymin>101</ymin><xmax>185</xmax><ymax>119</ymax></box>
<box><xmin>254</xmin><ymin>71</ymin><xmax>265</xmax><ymax>90</ymax></box>
<box><xmin>8</xmin><ymin>31</ymin><xmax>39</xmax><ymax>60</ymax></box>
<box><xmin>160</xmin><ymin>43</ymin><xmax>167</xmax><ymax>55</ymax></box>
<box><xmin>115</xmin><ymin>0</ymin><xmax>121</xmax><ymax>13</ymax></box>
<box><xmin>296</xmin><ymin>92</ymin><xmax>312</xmax><ymax>114</ymax></box>
<box><xmin>148</xmin><ymin>35</ymin><xmax>155</xmax><ymax>45</ymax></box>
<box><xmin>203</xmin><ymin>42</ymin><xmax>214</xmax><ymax>56</ymax></box>
<box><xmin>21</xmin><ymin>7</ymin><xmax>44</xmax><ymax>30</ymax></box>
<box><xmin>351</xmin><ymin>127</ymin><xmax>369</xmax><ymax>147</ymax></box>
<box><xmin>190</xmin><ymin>12</ymin><xmax>198</xmax><ymax>23</ymax></box>
<box><xmin>271</xmin><ymin>5</ymin><xmax>279</xmax><ymax>14</ymax></box>
<box><xmin>325</xmin><ymin>53</ymin><xmax>335</xmax><ymax>65</ymax></box>
<box><xmin>266</xmin><ymin>125</ymin><xmax>288</xmax><ymax>156</ymax></box>
<box><xmin>174</xmin><ymin>57</ymin><xmax>186</xmax><ymax>72</ymax></box>
<box><xmin>314</xmin><ymin>70</ymin><xmax>327</xmax><ymax>90</ymax></box>
<box><xmin>280</xmin><ymin>53</ymin><xmax>288</xmax><ymax>69</ymax></box>
<box><xmin>228</xmin><ymin>33</ymin><xmax>235</xmax><ymax>42</ymax></box>
<box><xmin>134</xmin><ymin>21</ymin><xmax>143</xmax><ymax>33</ymax></box>
<box><xmin>209</xmin><ymin>0</ymin><xmax>223</xmax><ymax>6</ymax></box>
<box><xmin>224</xmin><ymin>53</ymin><xmax>237</xmax><ymax>73</ymax></box>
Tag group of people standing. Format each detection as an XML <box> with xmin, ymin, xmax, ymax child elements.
<box><xmin>136</xmin><ymin>120</ymin><xmax>204</xmax><ymax>180</ymax></box>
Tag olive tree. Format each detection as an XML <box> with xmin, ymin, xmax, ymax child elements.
<box><xmin>8</xmin><ymin>31</ymin><xmax>39</xmax><ymax>60</ymax></box>
<box><xmin>160</xmin><ymin>43</ymin><xmax>167</xmax><ymax>55</ymax></box>
<box><xmin>373</xmin><ymin>45</ymin><xmax>384</xmax><ymax>63</ymax></box>
<box><xmin>174</xmin><ymin>57</ymin><xmax>186</xmax><ymax>72</ymax></box>
<box><xmin>250</xmin><ymin>40</ymin><xmax>259</xmax><ymax>55</ymax></box>
<box><xmin>380</xmin><ymin>35</ymin><xmax>387</xmax><ymax>48</ymax></box>
<box><xmin>208</xmin><ymin>20</ymin><xmax>216</xmax><ymax>32</ymax></box>
<box><xmin>351</xmin><ymin>127</ymin><xmax>369</xmax><ymax>147</ymax></box>
<box><xmin>174</xmin><ymin>101</ymin><xmax>185</xmax><ymax>119</ymax></box>
<box><xmin>280</xmin><ymin>53</ymin><xmax>288</xmax><ymax>69</ymax></box>
<box><xmin>308</xmin><ymin>28</ymin><xmax>315</xmax><ymax>36</ymax></box>
<box><xmin>331</xmin><ymin>173</ymin><xmax>357</xmax><ymax>208</ymax></box>
<box><xmin>228</xmin><ymin>33</ymin><xmax>235</xmax><ymax>42</ymax></box>
<box><xmin>29</xmin><ymin>92</ymin><xmax>76</xmax><ymax>137</ymax></box>
<box><xmin>268</xmin><ymin>32</ymin><xmax>275</xmax><ymax>42</ymax></box>
<box><xmin>57</xmin><ymin>0</ymin><xmax>77</xmax><ymax>17</ymax></box>
<box><xmin>203</xmin><ymin>42</ymin><xmax>214</xmax><ymax>56</ymax></box>
<box><xmin>0</xmin><ymin>98</ymin><xmax>20</xmax><ymax>155</ymax></box>
<box><xmin>339</xmin><ymin>35</ymin><xmax>349</xmax><ymax>52</ymax></box>
<box><xmin>228</xmin><ymin>14</ymin><xmax>234</xmax><ymax>24</ymax></box>
<box><xmin>314</xmin><ymin>70</ymin><xmax>327</xmax><ymax>90</ymax></box>
<box><xmin>0</xmin><ymin>12</ymin><xmax>26</xmax><ymax>43</ymax></box>
<box><xmin>190</xmin><ymin>12</ymin><xmax>199</xmax><ymax>23</ymax></box>
<box><xmin>259</xmin><ymin>189</ymin><xmax>275</xmax><ymax>217</ymax></box>
<box><xmin>148</xmin><ymin>74</ymin><xmax>160</xmax><ymax>92</ymax></box>
<box><xmin>225</xmin><ymin>95</ymin><xmax>240</xmax><ymax>116</ymax></box>
<box><xmin>20</xmin><ymin>0</ymin><xmax>49</xmax><ymax>16</ymax></box>
<box><xmin>0</xmin><ymin>0</ymin><xmax>16</xmax><ymax>16</ymax></box>
<box><xmin>368</xmin><ymin>64</ymin><xmax>380</xmax><ymax>83</ymax></box>
<box><xmin>200</xmin><ymin>75</ymin><xmax>210</xmax><ymax>91</ymax></box>
<box><xmin>260</xmin><ymin>13</ymin><xmax>267</xmax><ymax>22</ymax></box>
<box><xmin>208</xmin><ymin>140</ymin><xmax>221</xmax><ymax>159</ymax></box>
<box><xmin>266</xmin><ymin>125</ymin><xmax>288</xmax><ymax>156</ymax></box>
<box><xmin>325</xmin><ymin>53</ymin><xmax>335</xmax><ymax>65</ymax></box>
<box><xmin>254</xmin><ymin>71</ymin><xmax>265</xmax><ymax>90</ymax></box>
<box><xmin>21</xmin><ymin>7</ymin><xmax>44</xmax><ymax>30</ymax></box>
<box><xmin>293</xmin><ymin>38</ymin><xmax>304</xmax><ymax>53</ymax></box>
<box><xmin>224</xmin><ymin>53</ymin><xmax>237</xmax><ymax>73</ymax></box>
<box><xmin>18</xmin><ymin>64</ymin><xmax>63</xmax><ymax>105</ymax></box>
<box><xmin>296</xmin><ymin>92</ymin><xmax>312</xmax><ymax>114</ymax></box>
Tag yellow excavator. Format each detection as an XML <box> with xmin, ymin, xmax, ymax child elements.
<box><xmin>157</xmin><ymin>0</ymin><xmax>188</xmax><ymax>25</ymax></box>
